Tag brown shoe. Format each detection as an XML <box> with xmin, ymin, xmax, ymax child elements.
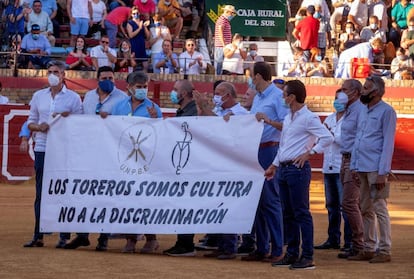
<box><xmin>262</xmin><ymin>254</ymin><xmax>284</xmax><ymax>263</ymax></box>
<box><xmin>369</xmin><ymin>253</ymin><xmax>391</xmax><ymax>263</ymax></box>
<box><xmin>347</xmin><ymin>251</ymin><xmax>375</xmax><ymax>261</ymax></box>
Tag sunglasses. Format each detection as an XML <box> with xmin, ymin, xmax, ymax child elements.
<box><xmin>101</xmin><ymin>41</ymin><xmax>109</xmax><ymax>44</ymax></box>
<box><xmin>187</xmin><ymin>44</ymin><xmax>194</xmax><ymax>46</ymax></box>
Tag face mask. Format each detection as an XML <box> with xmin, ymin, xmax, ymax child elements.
<box><xmin>360</xmin><ymin>92</ymin><xmax>374</xmax><ymax>104</ymax></box>
<box><xmin>32</xmin><ymin>34</ymin><xmax>40</xmax><ymax>40</ymax></box>
<box><xmin>333</xmin><ymin>99</ymin><xmax>346</xmax><ymax>112</ymax></box>
<box><xmin>282</xmin><ymin>97</ymin><xmax>290</xmax><ymax>109</ymax></box>
<box><xmin>249</xmin><ymin>50</ymin><xmax>257</xmax><ymax>57</ymax></box>
<box><xmin>313</xmin><ymin>12</ymin><xmax>321</xmax><ymax>19</ymax></box>
<box><xmin>227</xmin><ymin>15</ymin><xmax>234</xmax><ymax>21</ymax></box>
<box><xmin>170</xmin><ymin>90</ymin><xmax>181</xmax><ymax>104</ymax></box>
<box><xmin>48</xmin><ymin>74</ymin><xmax>60</xmax><ymax>87</ymax></box>
<box><xmin>121</xmin><ymin>47</ymin><xmax>129</xmax><ymax>52</ymax></box>
<box><xmin>154</xmin><ymin>22</ymin><xmax>161</xmax><ymax>27</ymax></box>
<box><xmin>76</xmin><ymin>46</ymin><xmax>83</xmax><ymax>50</ymax></box>
<box><xmin>409</xmin><ymin>26</ymin><xmax>414</xmax><ymax>31</ymax></box>
<box><xmin>345</xmin><ymin>28</ymin><xmax>352</xmax><ymax>34</ymax></box>
<box><xmin>315</xmin><ymin>55</ymin><xmax>322</xmax><ymax>62</ymax></box>
<box><xmin>372</xmin><ymin>48</ymin><xmax>382</xmax><ymax>54</ymax></box>
<box><xmin>370</xmin><ymin>23</ymin><xmax>378</xmax><ymax>29</ymax></box>
<box><xmin>248</xmin><ymin>77</ymin><xmax>256</xmax><ymax>89</ymax></box>
<box><xmin>295</xmin><ymin>15</ymin><xmax>303</xmax><ymax>21</ymax></box>
<box><xmin>398</xmin><ymin>55</ymin><xmax>406</xmax><ymax>60</ymax></box>
<box><xmin>134</xmin><ymin>88</ymin><xmax>148</xmax><ymax>100</ymax></box>
<box><xmin>133</xmin><ymin>14</ymin><xmax>139</xmax><ymax>19</ymax></box>
<box><xmin>98</xmin><ymin>79</ymin><xmax>114</xmax><ymax>94</ymax></box>
<box><xmin>164</xmin><ymin>1</ymin><xmax>171</xmax><ymax>6</ymax></box>
<box><xmin>141</xmin><ymin>0</ymin><xmax>147</xmax><ymax>3</ymax></box>
<box><xmin>213</xmin><ymin>95</ymin><xmax>224</xmax><ymax>107</ymax></box>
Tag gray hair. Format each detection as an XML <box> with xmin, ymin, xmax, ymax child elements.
<box><xmin>367</xmin><ymin>75</ymin><xmax>385</xmax><ymax>97</ymax></box>
<box><xmin>47</xmin><ymin>60</ymin><xmax>66</xmax><ymax>72</ymax></box>
<box><xmin>217</xmin><ymin>82</ymin><xmax>237</xmax><ymax>98</ymax></box>
<box><xmin>347</xmin><ymin>79</ymin><xmax>362</xmax><ymax>94</ymax></box>
<box><xmin>126</xmin><ymin>71</ymin><xmax>148</xmax><ymax>85</ymax></box>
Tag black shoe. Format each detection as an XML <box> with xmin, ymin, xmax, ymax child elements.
<box><xmin>338</xmin><ymin>249</ymin><xmax>359</xmax><ymax>259</ymax></box>
<box><xmin>64</xmin><ymin>236</ymin><xmax>90</xmax><ymax>249</ymax></box>
<box><xmin>237</xmin><ymin>246</ymin><xmax>255</xmax><ymax>256</ymax></box>
<box><xmin>23</xmin><ymin>239</ymin><xmax>44</xmax><ymax>248</ymax></box>
<box><xmin>241</xmin><ymin>251</ymin><xmax>267</xmax><ymax>262</ymax></box>
<box><xmin>194</xmin><ymin>240</ymin><xmax>218</xmax><ymax>250</ymax></box>
<box><xmin>289</xmin><ymin>257</ymin><xmax>315</xmax><ymax>270</ymax></box>
<box><xmin>271</xmin><ymin>254</ymin><xmax>298</xmax><ymax>267</ymax></box>
<box><xmin>314</xmin><ymin>241</ymin><xmax>340</xmax><ymax>249</ymax></box>
<box><xmin>164</xmin><ymin>246</ymin><xmax>196</xmax><ymax>257</ymax></box>
<box><xmin>55</xmin><ymin>239</ymin><xmax>67</xmax><ymax>249</ymax></box>
<box><xmin>95</xmin><ymin>239</ymin><xmax>108</xmax><ymax>251</ymax></box>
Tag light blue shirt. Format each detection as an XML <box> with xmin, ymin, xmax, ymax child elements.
<box><xmin>29</xmin><ymin>0</ymin><xmax>57</xmax><ymax>17</ymax></box>
<box><xmin>21</xmin><ymin>33</ymin><xmax>51</xmax><ymax>55</ymax></box>
<box><xmin>112</xmin><ymin>97</ymin><xmax>162</xmax><ymax>118</ymax></box>
<box><xmin>351</xmin><ymin>101</ymin><xmax>397</xmax><ymax>175</ymax></box>
<box><xmin>28</xmin><ymin>85</ymin><xmax>83</xmax><ymax>152</ymax></box>
<box><xmin>19</xmin><ymin>121</ymin><xmax>31</xmax><ymax>138</ymax></box>
<box><xmin>250</xmin><ymin>83</ymin><xmax>288</xmax><ymax>143</ymax></box>
<box><xmin>153</xmin><ymin>52</ymin><xmax>178</xmax><ymax>74</ymax></box>
<box><xmin>82</xmin><ymin>87</ymin><xmax>127</xmax><ymax>115</ymax></box>
<box><xmin>341</xmin><ymin>100</ymin><xmax>365</xmax><ymax>154</ymax></box>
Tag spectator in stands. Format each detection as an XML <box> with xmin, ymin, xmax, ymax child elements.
<box><xmin>360</xmin><ymin>15</ymin><xmax>387</xmax><ymax>43</ymax></box>
<box><xmin>347</xmin><ymin>0</ymin><xmax>368</xmax><ymax>33</ymax></box>
<box><xmin>178</xmin><ymin>38</ymin><xmax>205</xmax><ymax>74</ymax></box>
<box><xmin>390</xmin><ymin>0</ymin><xmax>414</xmax><ymax>48</ymax></box>
<box><xmin>26</xmin><ymin>0</ymin><xmax>55</xmax><ymax>46</ymax></box>
<box><xmin>87</xmin><ymin>0</ymin><xmax>107</xmax><ymax>39</ymax></box>
<box><xmin>66</xmin><ymin>36</ymin><xmax>93</xmax><ymax>70</ymax></box>
<box><xmin>300</xmin><ymin>0</ymin><xmax>331</xmax><ymax>20</ymax></box>
<box><xmin>157</xmin><ymin>0</ymin><xmax>183</xmax><ymax>41</ymax></box>
<box><xmin>148</xmin><ymin>14</ymin><xmax>172</xmax><ymax>72</ymax></box>
<box><xmin>153</xmin><ymin>39</ymin><xmax>178</xmax><ymax>73</ymax></box>
<box><xmin>0</xmin><ymin>81</ymin><xmax>9</xmax><ymax>104</ymax></box>
<box><xmin>338</xmin><ymin>21</ymin><xmax>361</xmax><ymax>53</ymax></box>
<box><xmin>127</xmin><ymin>6</ymin><xmax>150</xmax><ymax>72</ymax></box>
<box><xmin>282</xmin><ymin>47</ymin><xmax>307</xmax><ymax>77</ymax></box>
<box><xmin>400</xmin><ymin>18</ymin><xmax>414</xmax><ymax>59</ymax></box>
<box><xmin>90</xmin><ymin>35</ymin><xmax>117</xmax><ymax>69</ymax></box>
<box><xmin>3</xmin><ymin>0</ymin><xmax>27</xmax><ymax>40</ymax></box>
<box><xmin>134</xmin><ymin>0</ymin><xmax>156</xmax><ymax>21</ymax></box>
<box><xmin>244</xmin><ymin>43</ymin><xmax>264</xmax><ymax>78</ymax></box>
<box><xmin>36</xmin><ymin>0</ymin><xmax>59</xmax><ymax>39</ymax></box>
<box><xmin>107</xmin><ymin>0</ymin><xmax>132</xmax><ymax>12</ymax></box>
<box><xmin>115</xmin><ymin>39</ymin><xmax>137</xmax><ymax>72</ymax></box>
<box><xmin>316</xmin><ymin>9</ymin><xmax>331</xmax><ymax>59</ymax></box>
<box><xmin>390</xmin><ymin>47</ymin><xmax>413</xmax><ymax>79</ymax></box>
<box><xmin>67</xmin><ymin>0</ymin><xmax>93</xmax><ymax>47</ymax></box>
<box><xmin>290</xmin><ymin>7</ymin><xmax>307</xmax><ymax>27</ymax></box>
<box><xmin>104</xmin><ymin>6</ymin><xmax>131</xmax><ymax>48</ymax></box>
<box><xmin>306</xmin><ymin>47</ymin><xmax>328</xmax><ymax>77</ymax></box>
<box><xmin>21</xmin><ymin>24</ymin><xmax>51</xmax><ymax>69</ymax></box>
<box><xmin>214</xmin><ymin>5</ymin><xmax>235</xmax><ymax>75</ymax></box>
<box><xmin>369</xmin><ymin>0</ymin><xmax>388</xmax><ymax>31</ymax></box>
<box><xmin>330</xmin><ymin>0</ymin><xmax>353</xmax><ymax>37</ymax></box>
<box><xmin>292</xmin><ymin>5</ymin><xmax>320</xmax><ymax>61</ymax></box>
<box><xmin>335</xmin><ymin>37</ymin><xmax>384</xmax><ymax>78</ymax></box>
<box><xmin>23</xmin><ymin>60</ymin><xmax>82</xmax><ymax>249</ymax></box>
<box><xmin>178</xmin><ymin>0</ymin><xmax>201</xmax><ymax>38</ymax></box>
<box><xmin>222</xmin><ymin>33</ymin><xmax>246</xmax><ymax>75</ymax></box>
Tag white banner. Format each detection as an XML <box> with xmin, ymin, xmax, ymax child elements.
<box><xmin>40</xmin><ymin>115</ymin><xmax>265</xmax><ymax>234</ymax></box>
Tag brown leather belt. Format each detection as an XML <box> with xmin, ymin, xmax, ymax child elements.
<box><xmin>259</xmin><ymin>141</ymin><xmax>279</xmax><ymax>148</ymax></box>
<box><xmin>342</xmin><ymin>152</ymin><xmax>351</xmax><ymax>159</ymax></box>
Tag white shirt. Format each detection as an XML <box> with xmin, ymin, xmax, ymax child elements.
<box><xmin>349</xmin><ymin>0</ymin><xmax>368</xmax><ymax>27</ymax></box>
<box><xmin>91</xmin><ymin>0</ymin><xmax>106</xmax><ymax>22</ymax></box>
<box><xmin>90</xmin><ymin>45</ymin><xmax>117</xmax><ymax>68</ymax></box>
<box><xmin>273</xmin><ymin>105</ymin><xmax>333</xmax><ymax>166</ymax></box>
<box><xmin>369</xmin><ymin>1</ymin><xmax>388</xmax><ymax>31</ymax></box>
<box><xmin>215</xmin><ymin>103</ymin><xmax>249</xmax><ymax>117</ymax></box>
<box><xmin>178</xmin><ymin>50</ymin><xmax>206</xmax><ymax>75</ymax></box>
<box><xmin>222</xmin><ymin>43</ymin><xmax>244</xmax><ymax>74</ymax></box>
<box><xmin>27</xmin><ymin>85</ymin><xmax>83</xmax><ymax>152</ymax></box>
<box><xmin>71</xmin><ymin>0</ymin><xmax>90</xmax><ymax>19</ymax></box>
<box><xmin>322</xmin><ymin>112</ymin><xmax>344</xmax><ymax>173</ymax></box>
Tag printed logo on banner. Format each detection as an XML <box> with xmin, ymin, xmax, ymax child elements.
<box><xmin>171</xmin><ymin>122</ymin><xmax>192</xmax><ymax>175</ymax></box>
<box><xmin>118</xmin><ymin>123</ymin><xmax>157</xmax><ymax>175</ymax></box>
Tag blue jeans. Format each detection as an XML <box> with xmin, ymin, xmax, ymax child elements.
<box><xmin>218</xmin><ymin>234</ymin><xmax>238</xmax><ymax>253</ymax></box>
<box><xmin>214</xmin><ymin>47</ymin><xmax>224</xmax><ymax>75</ymax></box>
<box><xmin>33</xmin><ymin>152</ymin><xmax>70</xmax><ymax>241</ymax></box>
<box><xmin>254</xmin><ymin>145</ymin><xmax>283</xmax><ymax>257</ymax></box>
<box><xmin>104</xmin><ymin>20</ymin><xmax>118</xmax><ymax>48</ymax></box>
<box><xmin>324</xmin><ymin>174</ymin><xmax>352</xmax><ymax>247</ymax></box>
<box><xmin>278</xmin><ymin>161</ymin><xmax>313</xmax><ymax>259</ymax></box>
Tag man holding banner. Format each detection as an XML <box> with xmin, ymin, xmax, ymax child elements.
<box><xmin>23</xmin><ymin>60</ymin><xmax>83</xmax><ymax>248</ymax></box>
<box><xmin>112</xmin><ymin>71</ymin><xmax>162</xmax><ymax>254</ymax></box>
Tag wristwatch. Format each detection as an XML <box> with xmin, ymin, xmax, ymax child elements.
<box><xmin>310</xmin><ymin>149</ymin><xmax>316</xmax><ymax>155</ymax></box>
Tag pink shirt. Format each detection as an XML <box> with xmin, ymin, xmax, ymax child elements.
<box><xmin>106</xmin><ymin>7</ymin><xmax>131</xmax><ymax>25</ymax></box>
<box><xmin>214</xmin><ymin>15</ymin><xmax>232</xmax><ymax>48</ymax></box>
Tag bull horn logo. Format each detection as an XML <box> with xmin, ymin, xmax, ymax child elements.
<box><xmin>172</xmin><ymin>122</ymin><xmax>192</xmax><ymax>175</ymax></box>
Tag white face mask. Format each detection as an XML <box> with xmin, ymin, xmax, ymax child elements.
<box><xmin>345</xmin><ymin>28</ymin><xmax>352</xmax><ymax>34</ymax></box>
<box><xmin>213</xmin><ymin>95</ymin><xmax>224</xmax><ymax>107</ymax></box>
<box><xmin>409</xmin><ymin>26</ymin><xmax>414</xmax><ymax>31</ymax></box>
<box><xmin>48</xmin><ymin>74</ymin><xmax>60</xmax><ymax>87</ymax></box>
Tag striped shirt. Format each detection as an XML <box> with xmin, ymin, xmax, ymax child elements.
<box><xmin>214</xmin><ymin>15</ymin><xmax>232</xmax><ymax>47</ymax></box>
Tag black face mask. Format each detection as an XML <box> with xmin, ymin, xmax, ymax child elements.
<box><xmin>360</xmin><ymin>93</ymin><xmax>374</xmax><ymax>104</ymax></box>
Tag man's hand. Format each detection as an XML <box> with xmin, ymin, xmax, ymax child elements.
<box><xmin>38</xmin><ymin>123</ymin><xmax>49</xmax><ymax>133</ymax></box>
<box><xmin>293</xmin><ymin>151</ymin><xmax>312</xmax><ymax>168</ymax></box>
<box><xmin>374</xmin><ymin>174</ymin><xmax>387</xmax><ymax>190</ymax></box>
<box><xmin>147</xmin><ymin>102</ymin><xmax>158</xmax><ymax>118</ymax></box>
<box><xmin>264</xmin><ymin>164</ymin><xmax>277</xmax><ymax>180</ymax></box>
<box><xmin>255</xmin><ymin>112</ymin><xmax>270</xmax><ymax>123</ymax></box>
<box><xmin>19</xmin><ymin>138</ymin><xmax>29</xmax><ymax>153</ymax></box>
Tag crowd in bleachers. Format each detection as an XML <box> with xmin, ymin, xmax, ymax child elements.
<box><xmin>0</xmin><ymin>0</ymin><xmax>209</xmax><ymax>73</ymax></box>
<box><xmin>283</xmin><ymin>0</ymin><xmax>414</xmax><ymax>80</ymax></box>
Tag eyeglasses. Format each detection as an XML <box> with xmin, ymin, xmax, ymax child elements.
<box><xmin>187</xmin><ymin>44</ymin><xmax>194</xmax><ymax>46</ymax></box>
<box><xmin>101</xmin><ymin>41</ymin><xmax>109</xmax><ymax>44</ymax></box>
<box><xmin>96</xmin><ymin>103</ymin><xmax>103</xmax><ymax>115</ymax></box>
